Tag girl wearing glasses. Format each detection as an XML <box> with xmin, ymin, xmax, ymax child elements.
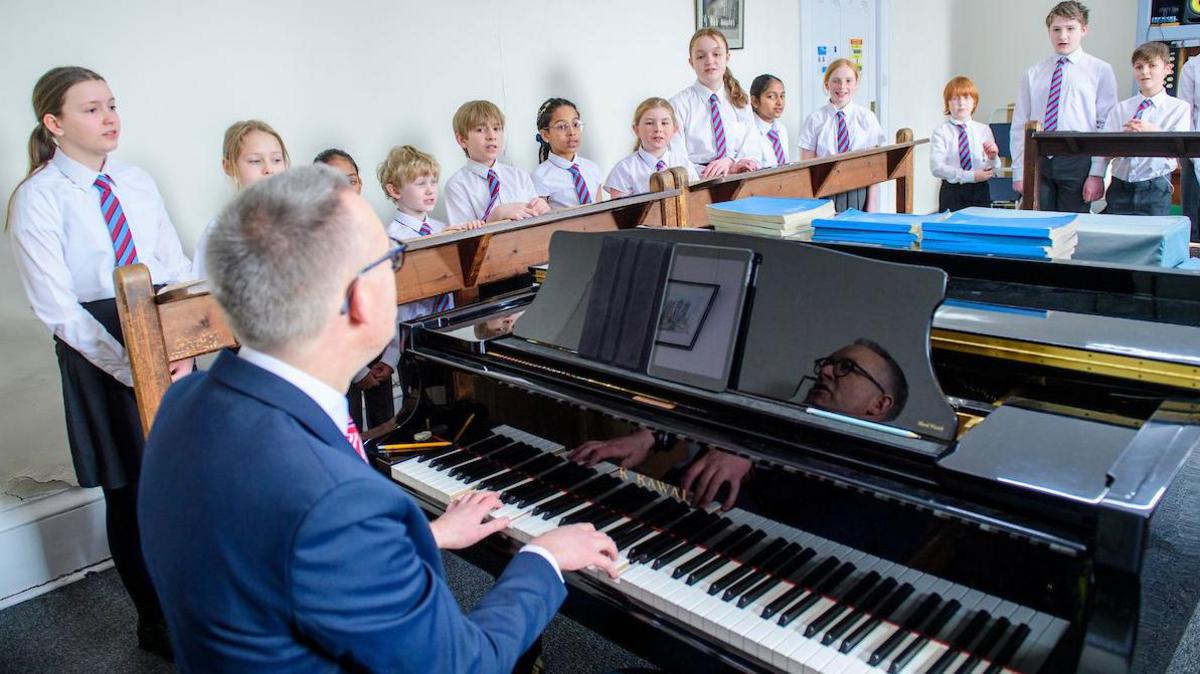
<box><xmin>532</xmin><ymin>98</ymin><xmax>603</xmax><ymax>209</ymax></box>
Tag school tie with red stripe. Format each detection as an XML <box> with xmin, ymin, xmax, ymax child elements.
<box><xmin>567</xmin><ymin>163</ymin><xmax>592</xmax><ymax>204</ymax></box>
<box><xmin>345</xmin><ymin>420</ymin><xmax>368</xmax><ymax>463</ymax></box>
<box><xmin>483</xmin><ymin>169</ymin><xmax>501</xmax><ymax>220</ymax></box>
<box><xmin>835</xmin><ymin>110</ymin><xmax>851</xmax><ymax>153</ymax></box>
<box><xmin>1133</xmin><ymin>98</ymin><xmax>1153</xmax><ymax>120</ymax></box>
<box><xmin>655</xmin><ymin>160</ymin><xmax>666</xmax><ymax>172</ymax></box>
<box><xmin>1043</xmin><ymin>57</ymin><xmax>1068</xmax><ymax>132</ymax></box>
<box><xmin>418</xmin><ymin>219</ymin><xmax>432</xmax><ymax>236</ymax></box>
<box><xmin>415</xmin><ymin>220</ymin><xmax>453</xmax><ymax>312</ymax></box>
<box><xmin>956</xmin><ymin>123</ymin><xmax>972</xmax><ymax>171</ymax></box>
<box><xmin>92</xmin><ymin>174</ymin><xmax>139</xmax><ymax>267</ymax></box>
<box><xmin>709</xmin><ymin>93</ymin><xmax>727</xmax><ymax>160</ymax></box>
<box><xmin>767</xmin><ymin>126</ymin><xmax>786</xmax><ymax>165</ymax></box>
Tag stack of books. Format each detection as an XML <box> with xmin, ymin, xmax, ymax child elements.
<box><xmin>921</xmin><ymin>211</ymin><xmax>1078</xmax><ymax>259</ymax></box>
<box><xmin>706</xmin><ymin>196</ymin><xmax>835</xmax><ymax>240</ymax></box>
<box><xmin>809</xmin><ymin>209</ymin><xmax>931</xmax><ymax>249</ymax></box>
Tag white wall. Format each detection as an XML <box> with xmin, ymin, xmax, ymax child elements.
<box><xmin>0</xmin><ymin>0</ymin><xmax>1137</xmax><ymax>497</ymax></box>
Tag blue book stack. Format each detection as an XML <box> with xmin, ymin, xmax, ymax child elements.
<box><xmin>921</xmin><ymin>211</ymin><xmax>1078</xmax><ymax>259</ymax></box>
<box><xmin>809</xmin><ymin>209</ymin><xmax>935</xmax><ymax>249</ymax></box>
<box><xmin>707</xmin><ymin>196</ymin><xmax>835</xmax><ymax>240</ymax></box>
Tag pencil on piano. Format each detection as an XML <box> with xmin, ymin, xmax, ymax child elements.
<box><xmin>378</xmin><ymin>441</ymin><xmax>452</xmax><ymax>451</ymax></box>
<box><xmin>453</xmin><ymin>413</ymin><xmax>476</xmax><ymax>444</ymax></box>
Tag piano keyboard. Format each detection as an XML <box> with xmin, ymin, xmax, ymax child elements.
<box><xmin>389</xmin><ymin>425</ymin><xmax>1068</xmax><ymax>674</ymax></box>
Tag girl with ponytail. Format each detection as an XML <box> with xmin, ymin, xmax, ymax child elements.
<box><xmin>668</xmin><ymin>28</ymin><xmax>761</xmax><ymax>179</ymax></box>
<box><xmin>6</xmin><ymin>66</ymin><xmax>193</xmax><ymax>660</ymax></box>
<box><xmin>531</xmin><ymin>97</ymin><xmax>604</xmax><ymax>209</ymax></box>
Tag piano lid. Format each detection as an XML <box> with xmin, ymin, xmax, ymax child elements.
<box><xmin>514</xmin><ymin>229</ymin><xmax>959</xmax><ymax>441</ymax></box>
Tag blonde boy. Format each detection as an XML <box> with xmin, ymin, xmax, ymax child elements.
<box><xmin>1010</xmin><ymin>1</ymin><xmax>1117</xmax><ymax>212</ymax></box>
<box><xmin>1089</xmin><ymin>42</ymin><xmax>1190</xmax><ymax>216</ymax></box>
<box><xmin>443</xmin><ymin>100</ymin><xmax>549</xmax><ymax>223</ymax></box>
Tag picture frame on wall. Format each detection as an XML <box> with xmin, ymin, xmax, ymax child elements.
<box><xmin>696</xmin><ymin>0</ymin><xmax>744</xmax><ymax>49</ymax></box>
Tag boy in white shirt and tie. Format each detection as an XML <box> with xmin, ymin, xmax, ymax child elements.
<box><xmin>1010</xmin><ymin>1</ymin><xmax>1117</xmax><ymax>213</ymax></box>
<box><xmin>1090</xmin><ymin>42</ymin><xmax>1191</xmax><ymax>216</ymax></box>
<box><xmin>443</xmin><ymin>100</ymin><xmax>549</xmax><ymax>224</ymax></box>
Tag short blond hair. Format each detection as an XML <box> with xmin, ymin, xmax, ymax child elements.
<box><xmin>377</xmin><ymin>145</ymin><xmax>439</xmax><ymax>197</ymax></box>
<box><xmin>630</xmin><ymin>97</ymin><xmax>678</xmax><ymax>153</ymax></box>
<box><xmin>222</xmin><ymin>120</ymin><xmax>290</xmax><ymax>170</ymax></box>
<box><xmin>452</xmin><ymin>100</ymin><xmax>505</xmax><ymax>156</ymax></box>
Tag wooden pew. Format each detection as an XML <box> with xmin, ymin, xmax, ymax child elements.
<box><xmin>642</xmin><ymin>129</ymin><xmax>925</xmax><ymax>228</ymax></box>
<box><xmin>115</xmin><ymin>188</ymin><xmax>681</xmax><ymax>434</ymax></box>
<box><xmin>1019</xmin><ymin>121</ymin><xmax>1200</xmax><ymax>211</ymax></box>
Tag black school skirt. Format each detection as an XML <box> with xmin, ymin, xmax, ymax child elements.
<box><xmin>938</xmin><ymin>181</ymin><xmax>991</xmax><ymax>212</ymax></box>
<box><xmin>54</xmin><ymin>298</ymin><xmax>144</xmax><ymax>490</ymax></box>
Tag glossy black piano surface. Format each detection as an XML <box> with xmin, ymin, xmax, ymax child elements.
<box><xmin>383</xmin><ymin>229</ymin><xmax>1200</xmax><ymax>673</ymax></box>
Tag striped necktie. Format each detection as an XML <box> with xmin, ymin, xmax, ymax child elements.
<box><xmin>709</xmin><ymin>93</ymin><xmax>727</xmax><ymax>160</ymax></box>
<box><xmin>418</xmin><ymin>219</ymin><xmax>432</xmax><ymax>236</ymax></box>
<box><xmin>345</xmin><ymin>420</ymin><xmax>367</xmax><ymax>463</ymax></box>
<box><xmin>655</xmin><ymin>160</ymin><xmax>666</xmax><ymax>172</ymax></box>
<box><xmin>413</xmin><ymin>219</ymin><xmax>453</xmax><ymax>312</ymax></box>
<box><xmin>956</xmin><ymin>123</ymin><xmax>972</xmax><ymax>171</ymax></box>
<box><xmin>1043</xmin><ymin>57</ymin><xmax>1068</xmax><ymax>132</ymax></box>
<box><xmin>835</xmin><ymin>110</ymin><xmax>851</xmax><ymax>153</ymax></box>
<box><xmin>92</xmin><ymin>174</ymin><xmax>139</xmax><ymax>267</ymax></box>
<box><xmin>483</xmin><ymin>169</ymin><xmax>500</xmax><ymax>220</ymax></box>
<box><xmin>1133</xmin><ymin>98</ymin><xmax>1153</xmax><ymax>120</ymax></box>
<box><xmin>567</xmin><ymin>163</ymin><xmax>592</xmax><ymax>204</ymax></box>
<box><xmin>767</xmin><ymin>126</ymin><xmax>786</xmax><ymax>165</ymax></box>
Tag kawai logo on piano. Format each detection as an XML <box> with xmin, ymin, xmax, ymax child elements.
<box><xmin>916</xmin><ymin>420</ymin><xmax>945</xmax><ymax>432</ymax></box>
<box><xmin>617</xmin><ymin>467</ymin><xmax>689</xmax><ymax>503</ymax></box>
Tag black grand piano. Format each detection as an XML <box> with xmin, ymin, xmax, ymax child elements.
<box><xmin>372</xmin><ymin>228</ymin><xmax>1200</xmax><ymax>674</ymax></box>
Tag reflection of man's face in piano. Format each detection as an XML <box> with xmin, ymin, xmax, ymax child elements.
<box><xmin>804</xmin><ymin>344</ymin><xmax>896</xmax><ymax>421</ymax></box>
<box><xmin>473</xmin><ymin>311</ymin><xmax>525</xmax><ymax>339</ymax></box>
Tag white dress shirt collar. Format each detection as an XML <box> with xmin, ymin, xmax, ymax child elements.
<box><xmin>465</xmin><ymin>159</ymin><xmax>497</xmax><ymax>179</ymax></box>
<box><xmin>691</xmin><ymin>80</ymin><xmax>725</xmax><ymax>101</ymax></box>
<box><xmin>239</xmin><ymin>346</ymin><xmax>351</xmax><ymax>433</ymax></box>
<box><xmin>390</xmin><ymin>209</ymin><xmax>430</xmax><ymax>237</ymax></box>
<box><xmin>545</xmin><ymin>153</ymin><xmax>578</xmax><ymax>170</ymax></box>
<box><xmin>1143</xmin><ymin>88</ymin><xmax>1169</xmax><ymax>107</ymax></box>
<box><xmin>753</xmin><ymin>115</ymin><xmax>777</xmax><ymax>134</ymax></box>
<box><xmin>637</xmin><ymin>147</ymin><xmax>668</xmax><ymax>168</ymax></box>
<box><xmin>52</xmin><ymin>150</ymin><xmax>106</xmax><ymax>189</ymax></box>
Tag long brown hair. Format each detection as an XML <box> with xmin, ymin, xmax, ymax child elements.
<box><xmin>6</xmin><ymin>66</ymin><xmax>106</xmax><ymax>229</ymax></box>
<box><xmin>689</xmin><ymin>28</ymin><xmax>749</xmax><ymax>108</ymax></box>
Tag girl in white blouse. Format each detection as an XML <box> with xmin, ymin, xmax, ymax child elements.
<box><xmin>669</xmin><ymin>28</ymin><xmax>760</xmax><ymax>179</ymax></box>
<box><xmin>5</xmin><ymin>66</ymin><xmax>193</xmax><ymax>659</ymax></box>
<box><xmin>605</xmin><ymin>97</ymin><xmax>700</xmax><ymax>199</ymax></box>
<box><xmin>749</xmin><ymin>74</ymin><xmax>791</xmax><ymax>169</ymax></box>
<box><xmin>798</xmin><ymin>58</ymin><xmax>887</xmax><ymax>211</ymax></box>
<box><xmin>532</xmin><ymin>98</ymin><xmax>604</xmax><ymax>210</ymax></box>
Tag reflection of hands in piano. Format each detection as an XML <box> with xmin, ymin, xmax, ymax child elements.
<box><xmin>530</xmin><ymin>523</ymin><xmax>620</xmax><ymax>580</ymax></box>
<box><xmin>681</xmin><ymin>449</ymin><xmax>752</xmax><ymax>512</ymax></box>
<box><xmin>428</xmin><ymin>490</ymin><xmax>511</xmax><ymax>550</ymax></box>
<box><xmin>568</xmin><ymin>429</ymin><xmax>654</xmax><ymax>468</ymax></box>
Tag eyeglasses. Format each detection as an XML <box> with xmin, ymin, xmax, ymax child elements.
<box><xmin>545</xmin><ymin>121</ymin><xmax>585</xmax><ymax>134</ymax></box>
<box><xmin>340</xmin><ymin>243</ymin><xmax>406</xmax><ymax>315</ymax></box>
<box><xmin>812</xmin><ymin>356</ymin><xmax>886</xmax><ymax>394</ymax></box>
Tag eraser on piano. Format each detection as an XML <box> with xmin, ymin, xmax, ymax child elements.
<box><xmin>413</xmin><ymin>430</ymin><xmax>433</xmax><ymax>442</ymax></box>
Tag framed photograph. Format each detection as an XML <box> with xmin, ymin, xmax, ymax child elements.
<box><xmin>696</xmin><ymin>0</ymin><xmax>745</xmax><ymax>49</ymax></box>
<box><xmin>656</xmin><ymin>281</ymin><xmax>719</xmax><ymax>350</ymax></box>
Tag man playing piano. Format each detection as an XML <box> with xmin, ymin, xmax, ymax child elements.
<box><xmin>571</xmin><ymin>338</ymin><xmax>908</xmax><ymax>511</ymax></box>
<box><xmin>138</xmin><ymin>165</ymin><xmax>619</xmax><ymax>672</ymax></box>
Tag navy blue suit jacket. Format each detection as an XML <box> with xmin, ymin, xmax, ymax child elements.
<box><xmin>139</xmin><ymin>350</ymin><xmax>565</xmax><ymax>673</ymax></box>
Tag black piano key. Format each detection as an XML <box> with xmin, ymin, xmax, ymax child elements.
<box><xmin>953</xmin><ymin>617</ymin><xmax>1011</xmax><ymax>674</ymax></box>
<box><xmin>422</xmin><ymin>433</ymin><xmax>503</xmax><ymax>464</ymax></box>
<box><xmin>647</xmin><ymin>516</ymin><xmax>731</xmax><ymax>568</ymax></box>
<box><xmin>722</xmin><ymin>541</ymin><xmax>802</xmax><ymax>602</ymax></box>
<box><xmin>628</xmin><ymin>510</ymin><xmax>710</xmax><ymax>563</ymax></box>
<box><xmin>841</xmin><ymin>582</ymin><xmax>915</xmax><ymax>654</ymax></box>
<box><xmin>777</xmin><ymin>561</ymin><xmax>856</xmax><ymax>627</ymax></box>
<box><xmin>534</xmin><ymin>475</ymin><xmax>619</xmax><ymax>517</ymax></box>
<box><xmin>804</xmin><ymin>570</ymin><xmax>880</xmax><ymax>638</ymax></box>
<box><xmin>671</xmin><ymin>525</ymin><xmax>755</xmax><ymax>579</ymax></box>
<box><xmin>561</xmin><ymin>483</ymin><xmax>650</xmax><ymax>525</ymax></box>
<box><xmin>926</xmin><ymin>604</ymin><xmax>993</xmax><ymax>671</ymax></box>
<box><xmin>735</xmin><ymin>546</ymin><xmax>815</xmax><ymax>607</ymax></box>
<box><xmin>429</xmin><ymin>450</ymin><xmax>477</xmax><ymax>471</ymax></box>
<box><xmin>887</xmin><ymin>599</ymin><xmax>962</xmax><ymax>674</ymax></box>
<box><xmin>686</xmin><ymin>529</ymin><xmax>767</xmax><ymax>586</ymax></box>
<box><xmin>823</xmin><ymin>576</ymin><xmax>897</xmax><ymax>645</ymax></box>
<box><xmin>762</xmin><ymin>556</ymin><xmax>839</xmax><ymax>620</ymax></box>
<box><xmin>982</xmin><ymin>623</ymin><xmax>1030</xmax><ymax>674</ymax></box>
<box><xmin>513</xmin><ymin>480</ymin><xmax>564</xmax><ymax>507</ymax></box>
<box><xmin>534</xmin><ymin>494</ymin><xmax>585</xmax><ymax>519</ymax></box>
<box><xmin>606</xmin><ymin>517</ymin><xmax>646</xmax><ymax>541</ymax></box>
<box><xmin>867</xmin><ymin>591</ymin><xmax>942</xmax><ymax>666</ymax></box>
<box><xmin>476</xmin><ymin>469</ymin><xmax>527</xmax><ymax>492</ymax></box>
<box><xmin>642</xmin><ymin>499</ymin><xmax>691</xmax><ymax>526</ymax></box>
<box><xmin>709</xmin><ymin>537</ymin><xmax>788</xmax><ymax>596</ymax></box>
<box><xmin>613</xmin><ymin>523</ymin><xmax>656</xmax><ymax>550</ymax></box>
<box><xmin>429</xmin><ymin>436</ymin><xmax>510</xmax><ymax>469</ymax></box>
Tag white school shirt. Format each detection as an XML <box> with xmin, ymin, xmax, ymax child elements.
<box><xmin>443</xmin><ymin>159</ymin><xmax>538</xmax><ymax>223</ymax></box>
<box><xmin>604</xmin><ymin>147</ymin><xmax>700</xmax><ymax>197</ymax></box>
<box><xmin>8</xmin><ymin>150</ymin><xmax>193</xmax><ymax>387</ymax></box>
<box><xmin>797</xmin><ymin>101</ymin><xmax>887</xmax><ymax>157</ymax></box>
<box><xmin>751</xmin><ymin>115</ymin><xmax>791</xmax><ymax>168</ymax></box>
<box><xmin>1089</xmin><ymin>90</ymin><xmax>1191</xmax><ymax>183</ymax></box>
<box><xmin>1178</xmin><ymin>58</ymin><xmax>1200</xmax><ymax>175</ymax></box>
<box><xmin>929</xmin><ymin>118</ymin><xmax>997</xmax><ymax>184</ymax></box>
<box><xmin>532</xmin><ymin>153</ymin><xmax>603</xmax><ymax>209</ymax></box>
<box><xmin>191</xmin><ymin>217</ymin><xmax>216</xmax><ymax>278</ymax></box>
<box><xmin>669</xmin><ymin>81</ymin><xmax>763</xmax><ymax>165</ymax></box>
<box><xmin>1010</xmin><ymin>49</ymin><xmax>1118</xmax><ymax>181</ymax></box>
<box><xmin>386</xmin><ymin>210</ymin><xmax>456</xmax><ymax>324</ymax></box>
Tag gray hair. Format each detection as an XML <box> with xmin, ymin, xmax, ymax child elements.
<box><xmin>853</xmin><ymin>338</ymin><xmax>909</xmax><ymax>421</ymax></box>
<box><xmin>206</xmin><ymin>165</ymin><xmax>358</xmax><ymax>351</ymax></box>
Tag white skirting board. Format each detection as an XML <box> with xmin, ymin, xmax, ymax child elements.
<box><xmin>0</xmin><ymin>487</ymin><xmax>111</xmax><ymax>610</ymax></box>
